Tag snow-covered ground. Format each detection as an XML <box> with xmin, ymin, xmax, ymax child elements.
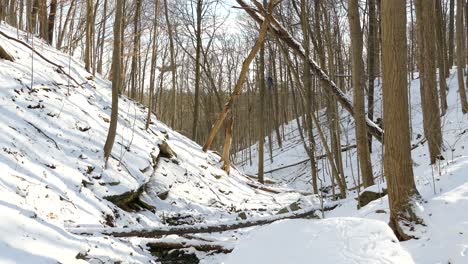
<box><xmin>236</xmin><ymin>62</ymin><xmax>468</xmax><ymax>262</ymax></box>
<box><xmin>0</xmin><ymin>24</ymin><xmax>310</xmax><ymax>263</ymax></box>
<box><xmin>0</xmin><ymin>22</ymin><xmax>467</xmax><ymax>264</ymax></box>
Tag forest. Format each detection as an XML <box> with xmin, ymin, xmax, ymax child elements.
<box><xmin>0</xmin><ymin>0</ymin><xmax>467</xmax><ymax>263</ymax></box>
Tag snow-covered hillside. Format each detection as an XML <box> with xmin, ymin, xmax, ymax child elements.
<box><xmin>0</xmin><ymin>24</ymin><xmax>313</xmax><ymax>263</ymax></box>
<box><xmin>236</xmin><ymin>66</ymin><xmax>468</xmax><ymax>262</ymax></box>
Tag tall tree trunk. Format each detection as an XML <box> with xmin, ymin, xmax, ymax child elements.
<box><xmin>367</xmin><ymin>0</ymin><xmax>376</xmax><ymax>152</ymax></box>
<box><xmin>448</xmin><ymin>0</ymin><xmax>455</xmax><ymax>68</ymax></box>
<box><xmin>97</xmin><ymin>0</ymin><xmax>107</xmax><ymax>74</ymax></box>
<box><xmin>39</xmin><ymin>0</ymin><xmax>48</xmax><ymax>40</ymax></box>
<box><xmin>130</xmin><ymin>0</ymin><xmax>141</xmax><ymax>99</ymax></box>
<box><xmin>299</xmin><ymin>0</ymin><xmax>318</xmax><ymax>194</ymax></box>
<box><xmin>192</xmin><ymin>0</ymin><xmax>203</xmax><ymax>140</ymax></box>
<box><xmin>456</xmin><ymin>0</ymin><xmax>468</xmax><ymax>113</ymax></box>
<box><xmin>163</xmin><ymin>0</ymin><xmax>177</xmax><ymax>128</ymax></box>
<box><xmin>146</xmin><ymin>0</ymin><xmax>160</xmax><ymax>130</ymax></box>
<box><xmin>435</xmin><ymin>0</ymin><xmax>448</xmax><ymax>115</ymax></box>
<box><xmin>415</xmin><ymin>0</ymin><xmax>443</xmax><ymax>164</ymax></box>
<box><xmin>349</xmin><ymin>0</ymin><xmax>374</xmax><ymax>188</ymax></box>
<box><xmin>84</xmin><ymin>0</ymin><xmax>93</xmax><ymax>72</ymax></box>
<box><xmin>256</xmin><ymin>0</ymin><xmax>268</xmax><ymax>185</ymax></box>
<box><xmin>47</xmin><ymin>0</ymin><xmax>57</xmax><ymax>45</ymax></box>
<box><xmin>31</xmin><ymin>0</ymin><xmax>39</xmax><ymax>34</ymax></box>
<box><xmin>381</xmin><ymin>0</ymin><xmax>422</xmax><ymax>241</ymax></box>
<box><xmin>103</xmin><ymin>0</ymin><xmax>123</xmax><ymax>165</ymax></box>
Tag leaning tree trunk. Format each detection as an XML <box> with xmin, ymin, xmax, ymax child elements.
<box><xmin>202</xmin><ymin>1</ymin><xmax>274</xmax><ymax>153</ymax></box>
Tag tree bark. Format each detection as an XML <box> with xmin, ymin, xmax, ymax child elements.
<box><xmin>415</xmin><ymin>0</ymin><xmax>443</xmax><ymax>164</ymax></box>
<box><xmin>435</xmin><ymin>0</ymin><xmax>448</xmax><ymax>115</ymax></box>
<box><xmin>382</xmin><ymin>0</ymin><xmax>422</xmax><ymax>241</ymax></box>
<box><xmin>47</xmin><ymin>0</ymin><xmax>57</xmax><ymax>45</ymax></box>
<box><xmin>456</xmin><ymin>0</ymin><xmax>468</xmax><ymax>113</ymax></box>
<box><xmin>348</xmin><ymin>0</ymin><xmax>374</xmax><ymax>187</ymax></box>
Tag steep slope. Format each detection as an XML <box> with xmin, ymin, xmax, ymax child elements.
<box><xmin>0</xmin><ymin>25</ymin><xmax>309</xmax><ymax>263</ymax></box>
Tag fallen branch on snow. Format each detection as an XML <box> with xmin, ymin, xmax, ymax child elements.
<box><xmin>0</xmin><ymin>30</ymin><xmax>83</xmax><ymax>88</ymax></box>
<box><xmin>70</xmin><ymin>203</ymin><xmax>338</xmax><ymax>238</ymax></box>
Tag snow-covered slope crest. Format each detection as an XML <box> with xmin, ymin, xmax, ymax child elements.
<box><xmin>0</xmin><ymin>24</ymin><xmax>306</xmax><ymax>263</ymax></box>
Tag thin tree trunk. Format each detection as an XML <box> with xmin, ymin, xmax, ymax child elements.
<box><xmin>192</xmin><ymin>0</ymin><xmax>203</xmax><ymax>140</ymax></box>
<box><xmin>163</xmin><ymin>0</ymin><xmax>177</xmax><ymax>128</ymax></box>
<box><xmin>456</xmin><ymin>0</ymin><xmax>468</xmax><ymax>113</ymax></box>
<box><xmin>103</xmin><ymin>0</ymin><xmax>123</xmax><ymax>166</ymax></box>
<box><xmin>84</xmin><ymin>0</ymin><xmax>93</xmax><ymax>72</ymax></box>
<box><xmin>146</xmin><ymin>0</ymin><xmax>160</xmax><ymax>130</ymax></box>
<box><xmin>435</xmin><ymin>0</ymin><xmax>448</xmax><ymax>115</ymax></box>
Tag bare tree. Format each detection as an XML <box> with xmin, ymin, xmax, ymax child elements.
<box><xmin>103</xmin><ymin>0</ymin><xmax>124</xmax><ymax>166</ymax></box>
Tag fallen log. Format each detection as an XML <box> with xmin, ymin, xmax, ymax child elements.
<box><xmin>147</xmin><ymin>241</ymin><xmax>233</xmax><ymax>254</ymax></box>
<box><xmin>71</xmin><ymin>203</ymin><xmax>338</xmax><ymax>238</ymax></box>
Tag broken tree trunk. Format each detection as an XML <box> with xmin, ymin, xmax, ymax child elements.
<box><xmin>220</xmin><ymin>117</ymin><xmax>233</xmax><ymax>175</ymax></box>
<box><xmin>236</xmin><ymin>0</ymin><xmax>383</xmax><ymax>142</ymax></box>
<box><xmin>71</xmin><ymin>203</ymin><xmax>338</xmax><ymax>238</ymax></box>
<box><xmin>202</xmin><ymin>0</ymin><xmax>274</xmax><ymax>152</ymax></box>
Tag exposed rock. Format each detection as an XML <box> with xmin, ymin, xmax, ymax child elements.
<box><xmin>163</xmin><ymin>214</ymin><xmax>204</xmax><ymax>226</ymax></box>
<box><xmin>358</xmin><ymin>186</ymin><xmax>387</xmax><ymax>208</ymax></box>
<box><xmin>158</xmin><ymin>141</ymin><xmax>177</xmax><ymax>159</ymax></box>
<box><xmin>104</xmin><ymin>186</ymin><xmax>155</xmax><ymax>212</ymax></box>
<box><xmin>237</xmin><ymin>212</ymin><xmax>247</xmax><ymax>220</ymax></box>
<box><xmin>277</xmin><ymin>201</ymin><xmax>301</xmax><ymax>215</ymax></box>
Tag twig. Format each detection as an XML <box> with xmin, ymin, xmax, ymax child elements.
<box><xmin>26</xmin><ymin>121</ymin><xmax>60</xmax><ymax>150</ymax></box>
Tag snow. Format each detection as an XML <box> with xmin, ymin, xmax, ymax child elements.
<box><xmin>224</xmin><ymin>218</ymin><xmax>415</xmax><ymax>264</ymax></box>
<box><xmin>0</xmin><ymin>19</ymin><xmax>467</xmax><ymax>264</ymax></box>
<box><xmin>236</xmin><ymin>51</ymin><xmax>468</xmax><ymax>263</ymax></box>
<box><xmin>0</xmin><ymin>23</ymin><xmax>303</xmax><ymax>263</ymax></box>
